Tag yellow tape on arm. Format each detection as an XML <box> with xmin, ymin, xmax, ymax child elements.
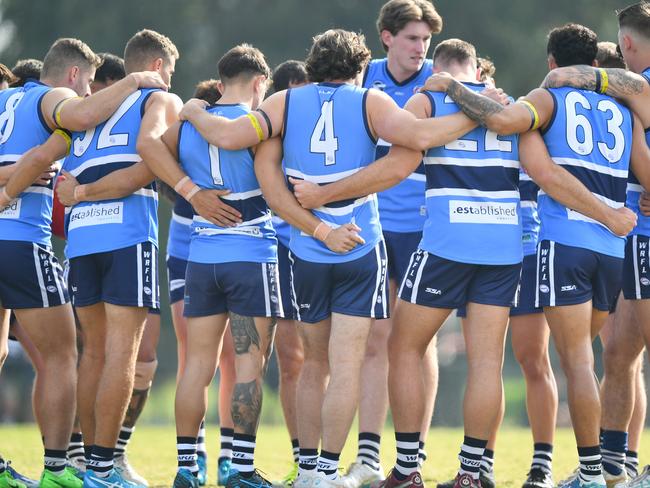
<box><xmin>246</xmin><ymin>113</ymin><xmax>264</xmax><ymax>142</ymax></box>
<box><xmin>599</xmin><ymin>69</ymin><xmax>609</xmax><ymax>94</ymax></box>
<box><xmin>53</xmin><ymin>129</ymin><xmax>72</xmax><ymax>155</ymax></box>
<box><xmin>53</xmin><ymin>96</ymin><xmax>81</xmax><ymax>128</ymax></box>
<box><xmin>519</xmin><ymin>100</ymin><xmax>540</xmax><ymax>131</ymax></box>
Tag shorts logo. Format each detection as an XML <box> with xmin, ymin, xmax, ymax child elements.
<box><xmin>376</xmin><ymin>296</ymin><xmax>382</xmax><ymax>304</ymax></box>
<box><xmin>405</xmin><ymin>279</ymin><xmax>413</xmax><ymax>289</ymax></box>
<box><xmin>539</xmin><ymin>284</ymin><xmax>550</xmax><ymax>293</ymax></box>
<box><xmin>641</xmin><ymin>278</ymin><xmax>650</xmax><ymax>286</ymax></box>
<box><xmin>68</xmin><ymin>202</ymin><xmax>124</xmax><ymax>230</ymax></box>
<box><xmin>270</xmin><ymin>295</ymin><xmax>278</xmax><ymax>303</ymax></box>
<box><xmin>46</xmin><ymin>285</ymin><xmax>57</xmax><ymax>293</ymax></box>
<box><xmin>143</xmin><ymin>286</ymin><xmax>152</xmax><ymax>296</ymax></box>
<box><xmin>561</xmin><ymin>285</ymin><xmax>576</xmax><ymax>292</ymax></box>
<box><xmin>425</xmin><ymin>287</ymin><xmax>442</xmax><ymax>295</ymax></box>
<box><xmin>449</xmin><ymin>200</ymin><xmax>518</xmax><ymax>225</ymax></box>
<box><xmin>300</xmin><ymin>303</ymin><xmax>311</xmax><ymax>309</ymax></box>
<box><xmin>0</xmin><ymin>198</ymin><xmax>20</xmax><ymax>219</ymax></box>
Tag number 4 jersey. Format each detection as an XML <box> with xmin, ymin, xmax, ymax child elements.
<box><xmin>63</xmin><ymin>89</ymin><xmax>160</xmax><ymax>259</ymax></box>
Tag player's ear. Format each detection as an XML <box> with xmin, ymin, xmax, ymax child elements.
<box><xmin>152</xmin><ymin>57</ymin><xmax>164</xmax><ymax>72</ymax></box>
<box><xmin>380</xmin><ymin>29</ymin><xmax>393</xmax><ymax>50</ymax></box>
<box><xmin>68</xmin><ymin>65</ymin><xmax>79</xmax><ymax>84</ymax></box>
<box><xmin>547</xmin><ymin>54</ymin><xmax>558</xmax><ymax>71</ymax></box>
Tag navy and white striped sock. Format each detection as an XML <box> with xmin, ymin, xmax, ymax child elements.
<box><xmin>88</xmin><ymin>445</ymin><xmax>114</xmax><ymax>477</ymax></box>
<box><xmin>299</xmin><ymin>448</ymin><xmax>318</xmax><ymax>476</ymax></box>
<box><xmin>317</xmin><ymin>451</ymin><xmax>340</xmax><ymax>480</ymax></box>
<box><xmin>231</xmin><ymin>433</ymin><xmax>256</xmax><ymax>476</ymax></box>
<box><xmin>177</xmin><ymin>436</ymin><xmax>199</xmax><ymax>476</ymax></box>
<box><xmin>578</xmin><ymin>445</ymin><xmax>603</xmax><ymax>483</ymax></box>
<box><xmin>357</xmin><ymin>432</ymin><xmax>381</xmax><ymax>470</ymax></box>
<box><xmin>44</xmin><ymin>449</ymin><xmax>67</xmax><ymax>475</ymax></box>
<box><xmin>601</xmin><ymin>430</ymin><xmax>627</xmax><ymax>476</ymax></box>
<box><xmin>114</xmin><ymin>426</ymin><xmax>133</xmax><ymax>459</ymax></box>
<box><xmin>418</xmin><ymin>441</ymin><xmax>427</xmax><ymax>466</ymax></box>
<box><xmin>626</xmin><ymin>450</ymin><xmax>639</xmax><ymax>479</ymax></box>
<box><xmin>480</xmin><ymin>449</ymin><xmax>494</xmax><ymax>475</ymax></box>
<box><xmin>291</xmin><ymin>439</ymin><xmax>300</xmax><ymax>464</ymax></box>
<box><xmin>197</xmin><ymin>421</ymin><xmax>207</xmax><ymax>457</ymax></box>
<box><xmin>67</xmin><ymin>432</ymin><xmax>85</xmax><ymax>462</ymax></box>
<box><xmin>220</xmin><ymin>427</ymin><xmax>234</xmax><ymax>461</ymax></box>
<box><xmin>394</xmin><ymin>432</ymin><xmax>420</xmax><ymax>480</ymax></box>
<box><xmin>458</xmin><ymin>436</ymin><xmax>487</xmax><ymax>480</ymax></box>
<box><xmin>530</xmin><ymin>443</ymin><xmax>553</xmax><ymax>474</ymax></box>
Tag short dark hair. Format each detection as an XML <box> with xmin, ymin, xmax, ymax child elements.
<box><xmin>477</xmin><ymin>57</ymin><xmax>496</xmax><ymax>82</ymax></box>
<box><xmin>10</xmin><ymin>58</ymin><xmax>42</xmax><ymax>87</ymax></box>
<box><xmin>124</xmin><ymin>29</ymin><xmax>179</xmax><ymax>72</ymax></box>
<box><xmin>41</xmin><ymin>38</ymin><xmax>101</xmax><ymax>79</ymax></box>
<box><xmin>272</xmin><ymin>60</ymin><xmax>308</xmax><ymax>92</ymax></box>
<box><xmin>432</xmin><ymin>38</ymin><xmax>477</xmax><ymax>70</ymax></box>
<box><xmin>95</xmin><ymin>53</ymin><xmax>125</xmax><ymax>83</ymax></box>
<box><xmin>217</xmin><ymin>44</ymin><xmax>271</xmax><ymax>84</ymax></box>
<box><xmin>547</xmin><ymin>23</ymin><xmax>598</xmax><ymax>67</ymax></box>
<box><xmin>193</xmin><ymin>79</ymin><xmax>222</xmax><ymax>105</ymax></box>
<box><xmin>617</xmin><ymin>1</ymin><xmax>650</xmax><ymax>39</ymax></box>
<box><xmin>305</xmin><ymin>29</ymin><xmax>371</xmax><ymax>83</ymax></box>
<box><xmin>596</xmin><ymin>41</ymin><xmax>626</xmax><ymax>69</ymax></box>
<box><xmin>377</xmin><ymin>0</ymin><xmax>443</xmax><ymax>51</ymax></box>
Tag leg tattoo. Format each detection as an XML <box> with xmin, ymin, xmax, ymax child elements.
<box><xmin>231</xmin><ymin>379</ymin><xmax>262</xmax><ymax>435</ymax></box>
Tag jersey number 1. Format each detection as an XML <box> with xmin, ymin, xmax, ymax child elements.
<box><xmin>310</xmin><ymin>101</ymin><xmax>338</xmax><ymax>165</ymax></box>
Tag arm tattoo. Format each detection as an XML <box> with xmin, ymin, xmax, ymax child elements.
<box><xmin>231</xmin><ymin>379</ymin><xmax>262</xmax><ymax>435</ymax></box>
<box><xmin>607</xmin><ymin>69</ymin><xmax>645</xmax><ymax>97</ymax></box>
<box><xmin>542</xmin><ymin>66</ymin><xmax>596</xmax><ymax>90</ymax></box>
<box><xmin>230</xmin><ymin>312</ymin><xmax>260</xmax><ymax>354</ymax></box>
<box><xmin>446</xmin><ymin>79</ymin><xmax>504</xmax><ymax>127</ymax></box>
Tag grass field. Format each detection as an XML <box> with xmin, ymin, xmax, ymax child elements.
<box><xmin>3</xmin><ymin>425</ymin><xmax>650</xmax><ymax>487</ymax></box>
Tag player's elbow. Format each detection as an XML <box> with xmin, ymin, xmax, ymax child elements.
<box><xmin>136</xmin><ymin>136</ymin><xmax>156</xmax><ymax>161</ymax></box>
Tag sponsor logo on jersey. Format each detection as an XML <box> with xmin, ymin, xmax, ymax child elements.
<box><xmin>68</xmin><ymin>202</ymin><xmax>124</xmax><ymax>230</ymax></box>
<box><xmin>449</xmin><ymin>200</ymin><xmax>518</xmax><ymax>225</ymax></box>
<box><xmin>539</xmin><ymin>284</ymin><xmax>550</xmax><ymax>293</ymax></box>
<box><xmin>371</xmin><ymin>80</ymin><xmax>386</xmax><ymax>91</ymax></box>
<box><xmin>0</xmin><ymin>198</ymin><xmax>21</xmax><ymax>219</ymax></box>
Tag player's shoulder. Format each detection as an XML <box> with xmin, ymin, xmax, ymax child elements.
<box><xmin>146</xmin><ymin>90</ymin><xmax>183</xmax><ymax>110</ymax></box>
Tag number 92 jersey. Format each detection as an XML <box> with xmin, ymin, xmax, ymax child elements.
<box><xmin>539</xmin><ymin>87</ymin><xmax>633</xmax><ymax>258</ymax></box>
<box><xmin>283</xmin><ymin>83</ymin><xmax>381</xmax><ymax>263</ymax></box>
<box><xmin>63</xmin><ymin>89</ymin><xmax>160</xmax><ymax>259</ymax></box>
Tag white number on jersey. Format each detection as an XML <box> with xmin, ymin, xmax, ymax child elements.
<box><xmin>209</xmin><ymin>144</ymin><xmax>223</xmax><ymax>185</ymax></box>
<box><xmin>0</xmin><ymin>92</ymin><xmax>25</xmax><ymax>145</ymax></box>
<box><xmin>565</xmin><ymin>91</ymin><xmax>625</xmax><ymax>163</ymax></box>
<box><xmin>310</xmin><ymin>100</ymin><xmax>338</xmax><ymax>165</ymax></box>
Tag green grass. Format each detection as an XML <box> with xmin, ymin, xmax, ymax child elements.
<box><xmin>3</xmin><ymin>425</ymin><xmax>649</xmax><ymax>487</ymax></box>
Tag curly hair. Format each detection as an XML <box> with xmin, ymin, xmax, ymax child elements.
<box><xmin>305</xmin><ymin>29</ymin><xmax>371</xmax><ymax>83</ymax></box>
<box><xmin>547</xmin><ymin>23</ymin><xmax>598</xmax><ymax>67</ymax></box>
<box><xmin>10</xmin><ymin>59</ymin><xmax>40</xmax><ymax>86</ymax></box>
<box><xmin>193</xmin><ymin>79</ymin><xmax>222</xmax><ymax>105</ymax></box>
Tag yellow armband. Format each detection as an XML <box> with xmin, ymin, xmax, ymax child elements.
<box><xmin>52</xmin><ymin>96</ymin><xmax>81</xmax><ymax>128</ymax></box>
<box><xmin>246</xmin><ymin>113</ymin><xmax>264</xmax><ymax>142</ymax></box>
<box><xmin>519</xmin><ymin>100</ymin><xmax>540</xmax><ymax>131</ymax></box>
<box><xmin>599</xmin><ymin>68</ymin><xmax>609</xmax><ymax>94</ymax></box>
<box><xmin>53</xmin><ymin>129</ymin><xmax>72</xmax><ymax>155</ymax></box>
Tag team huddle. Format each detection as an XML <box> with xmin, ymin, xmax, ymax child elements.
<box><xmin>1</xmin><ymin>1</ymin><xmax>650</xmax><ymax>488</ymax></box>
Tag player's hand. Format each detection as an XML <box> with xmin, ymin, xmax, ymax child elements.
<box><xmin>482</xmin><ymin>86</ymin><xmax>510</xmax><ymax>106</ymax></box>
<box><xmin>607</xmin><ymin>206</ymin><xmax>637</xmax><ymax>236</ymax></box>
<box><xmin>640</xmin><ymin>192</ymin><xmax>650</xmax><ymax>217</ymax></box>
<box><xmin>180</xmin><ymin>98</ymin><xmax>209</xmax><ymax>121</ymax></box>
<box><xmin>129</xmin><ymin>71</ymin><xmax>168</xmax><ymax>91</ymax></box>
<box><xmin>289</xmin><ymin>177</ymin><xmax>325</xmax><ymax>209</ymax></box>
<box><xmin>55</xmin><ymin>170</ymin><xmax>79</xmax><ymax>206</ymax></box>
<box><xmin>324</xmin><ymin>223</ymin><xmax>365</xmax><ymax>253</ymax></box>
<box><xmin>190</xmin><ymin>189</ymin><xmax>242</xmax><ymax>227</ymax></box>
<box><xmin>36</xmin><ymin>162</ymin><xmax>59</xmax><ymax>186</ymax></box>
<box><xmin>420</xmin><ymin>72</ymin><xmax>455</xmax><ymax>92</ymax></box>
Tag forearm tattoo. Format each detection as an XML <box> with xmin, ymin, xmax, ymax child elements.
<box><xmin>542</xmin><ymin>66</ymin><xmax>644</xmax><ymax>97</ymax></box>
<box><xmin>230</xmin><ymin>312</ymin><xmax>260</xmax><ymax>355</ymax></box>
<box><xmin>446</xmin><ymin>79</ymin><xmax>504</xmax><ymax>127</ymax></box>
<box><xmin>231</xmin><ymin>379</ymin><xmax>262</xmax><ymax>435</ymax></box>
<box><xmin>607</xmin><ymin>68</ymin><xmax>645</xmax><ymax>97</ymax></box>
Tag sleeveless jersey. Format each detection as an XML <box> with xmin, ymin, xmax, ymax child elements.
<box><xmin>167</xmin><ymin>195</ymin><xmax>193</xmax><ymax>261</ymax></box>
<box><xmin>421</xmin><ymin>86</ymin><xmax>521</xmax><ymax>265</ymax></box>
<box><xmin>539</xmin><ymin>87</ymin><xmax>633</xmax><ymax>258</ymax></box>
<box><xmin>283</xmin><ymin>83</ymin><xmax>380</xmax><ymax>263</ymax></box>
<box><xmin>64</xmin><ymin>89</ymin><xmax>159</xmax><ymax>258</ymax></box>
<box><xmin>626</xmin><ymin>67</ymin><xmax>650</xmax><ymax>238</ymax></box>
<box><xmin>0</xmin><ymin>81</ymin><xmax>54</xmax><ymax>245</ymax></box>
<box><xmin>178</xmin><ymin>103</ymin><xmax>276</xmax><ymax>265</ymax></box>
<box><xmin>363</xmin><ymin>59</ymin><xmax>432</xmax><ymax>233</ymax></box>
<box><xmin>520</xmin><ymin>170</ymin><xmax>540</xmax><ymax>256</ymax></box>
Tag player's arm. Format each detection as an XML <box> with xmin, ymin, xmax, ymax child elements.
<box><xmin>0</xmin><ymin>129</ymin><xmax>71</xmax><ymax>206</ymax></box>
<box><xmin>542</xmin><ymin>66</ymin><xmax>650</xmax><ymax>126</ymax></box>
<box><xmin>40</xmin><ymin>71</ymin><xmax>168</xmax><ymax>132</ymax></box>
<box><xmin>292</xmin><ymin>96</ymin><xmax>427</xmax><ymax>209</ymax></box>
<box><xmin>254</xmin><ymin>137</ymin><xmax>364</xmax><ymax>254</ymax></box>
<box><xmin>179</xmin><ymin>91</ymin><xmax>285</xmax><ymax>150</ymax></box>
<box><xmin>55</xmin><ymin>162</ymin><xmax>155</xmax><ymax>206</ymax></box>
<box><xmin>629</xmin><ymin>113</ymin><xmax>650</xmax><ymax>191</ymax></box>
<box><xmin>520</xmin><ymin>130</ymin><xmax>636</xmax><ymax>237</ymax></box>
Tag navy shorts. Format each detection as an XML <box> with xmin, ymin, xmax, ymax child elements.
<box><xmin>183</xmin><ymin>261</ymin><xmax>283</xmax><ymax>318</ymax></box>
<box><xmin>622</xmin><ymin>234</ymin><xmax>650</xmax><ymax>300</ymax></box>
<box><xmin>535</xmin><ymin>240</ymin><xmax>622</xmax><ymax>311</ymax></box>
<box><xmin>288</xmin><ymin>241</ymin><xmax>388</xmax><ymax>324</ymax></box>
<box><xmin>384</xmin><ymin>230</ymin><xmax>422</xmax><ymax>283</ymax></box>
<box><xmin>167</xmin><ymin>255</ymin><xmax>188</xmax><ymax>304</ymax></box>
<box><xmin>277</xmin><ymin>242</ymin><xmax>295</xmax><ymax>320</ymax></box>
<box><xmin>0</xmin><ymin>240</ymin><xmax>69</xmax><ymax>309</ymax></box>
<box><xmin>457</xmin><ymin>253</ymin><xmax>540</xmax><ymax>318</ymax></box>
<box><xmin>68</xmin><ymin>242</ymin><xmax>160</xmax><ymax>309</ymax></box>
<box><xmin>399</xmin><ymin>249</ymin><xmax>521</xmax><ymax>309</ymax></box>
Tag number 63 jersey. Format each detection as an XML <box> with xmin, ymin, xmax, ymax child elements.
<box><xmin>283</xmin><ymin>82</ymin><xmax>380</xmax><ymax>263</ymax></box>
<box><xmin>539</xmin><ymin>87</ymin><xmax>633</xmax><ymax>258</ymax></box>
<box><xmin>63</xmin><ymin>89</ymin><xmax>160</xmax><ymax>259</ymax></box>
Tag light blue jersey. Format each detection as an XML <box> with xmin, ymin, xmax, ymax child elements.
<box><xmin>167</xmin><ymin>195</ymin><xmax>193</xmax><ymax>261</ymax></box>
<box><xmin>363</xmin><ymin>59</ymin><xmax>431</xmax><ymax>233</ymax></box>
<box><xmin>0</xmin><ymin>81</ymin><xmax>54</xmax><ymax>246</ymax></box>
<box><xmin>64</xmin><ymin>89</ymin><xmax>159</xmax><ymax>259</ymax></box>
<box><xmin>283</xmin><ymin>83</ymin><xmax>381</xmax><ymax>263</ymax></box>
<box><xmin>420</xmin><ymin>86</ymin><xmax>521</xmax><ymax>265</ymax></box>
<box><xmin>179</xmin><ymin>103</ymin><xmax>276</xmax><ymax>265</ymax></box>
<box><xmin>272</xmin><ymin>215</ymin><xmax>291</xmax><ymax>248</ymax></box>
<box><xmin>539</xmin><ymin>87</ymin><xmax>633</xmax><ymax>258</ymax></box>
<box><xmin>520</xmin><ymin>170</ymin><xmax>540</xmax><ymax>256</ymax></box>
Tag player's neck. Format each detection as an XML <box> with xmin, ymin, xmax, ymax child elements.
<box><xmin>217</xmin><ymin>85</ymin><xmax>254</xmax><ymax>108</ymax></box>
<box><xmin>631</xmin><ymin>55</ymin><xmax>650</xmax><ymax>74</ymax></box>
<box><xmin>385</xmin><ymin>56</ymin><xmax>419</xmax><ymax>83</ymax></box>
<box><xmin>438</xmin><ymin>67</ymin><xmax>478</xmax><ymax>84</ymax></box>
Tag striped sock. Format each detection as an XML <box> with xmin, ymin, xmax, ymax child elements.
<box><xmin>0</xmin><ymin>457</ymin><xmax>5</xmax><ymax>474</ymax></box>
<box><xmin>418</xmin><ymin>441</ymin><xmax>427</xmax><ymax>466</ymax></box>
<box><xmin>220</xmin><ymin>427</ymin><xmax>234</xmax><ymax>460</ymax></box>
<box><xmin>357</xmin><ymin>432</ymin><xmax>381</xmax><ymax>470</ymax></box>
<box><xmin>197</xmin><ymin>421</ymin><xmax>207</xmax><ymax>457</ymax></box>
<box><xmin>601</xmin><ymin>430</ymin><xmax>627</xmax><ymax>476</ymax></box>
<box><xmin>231</xmin><ymin>433</ymin><xmax>255</xmax><ymax>476</ymax></box>
<box><xmin>88</xmin><ymin>445</ymin><xmax>114</xmax><ymax>477</ymax></box>
<box><xmin>291</xmin><ymin>439</ymin><xmax>300</xmax><ymax>464</ymax></box>
<box><xmin>317</xmin><ymin>451</ymin><xmax>340</xmax><ymax>480</ymax></box>
<box><xmin>578</xmin><ymin>445</ymin><xmax>603</xmax><ymax>483</ymax></box>
<box><xmin>67</xmin><ymin>432</ymin><xmax>85</xmax><ymax>462</ymax></box>
<box><xmin>44</xmin><ymin>449</ymin><xmax>67</xmax><ymax>475</ymax></box>
<box><xmin>394</xmin><ymin>432</ymin><xmax>420</xmax><ymax>480</ymax></box>
<box><xmin>480</xmin><ymin>449</ymin><xmax>494</xmax><ymax>475</ymax></box>
<box><xmin>458</xmin><ymin>436</ymin><xmax>487</xmax><ymax>480</ymax></box>
<box><xmin>299</xmin><ymin>448</ymin><xmax>318</xmax><ymax>475</ymax></box>
<box><xmin>531</xmin><ymin>443</ymin><xmax>553</xmax><ymax>474</ymax></box>
<box><xmin>626</xmin><ymin>450</ymin><xmax>639</xmax><ymax>479</ymax></box>
<box><xmin>114</xmin><ymin>426</ymin><xmax>134</xmax><ymax>459</ymax></box>
<box><xmin>177</xmin><ymin>436</ymin><xmax>199</xmax><ymax>475</ymax></box>
<box><xmin>84</xmin><ymin>445</ymin><xmax>93</xmax><ymax>468</ymax></box>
